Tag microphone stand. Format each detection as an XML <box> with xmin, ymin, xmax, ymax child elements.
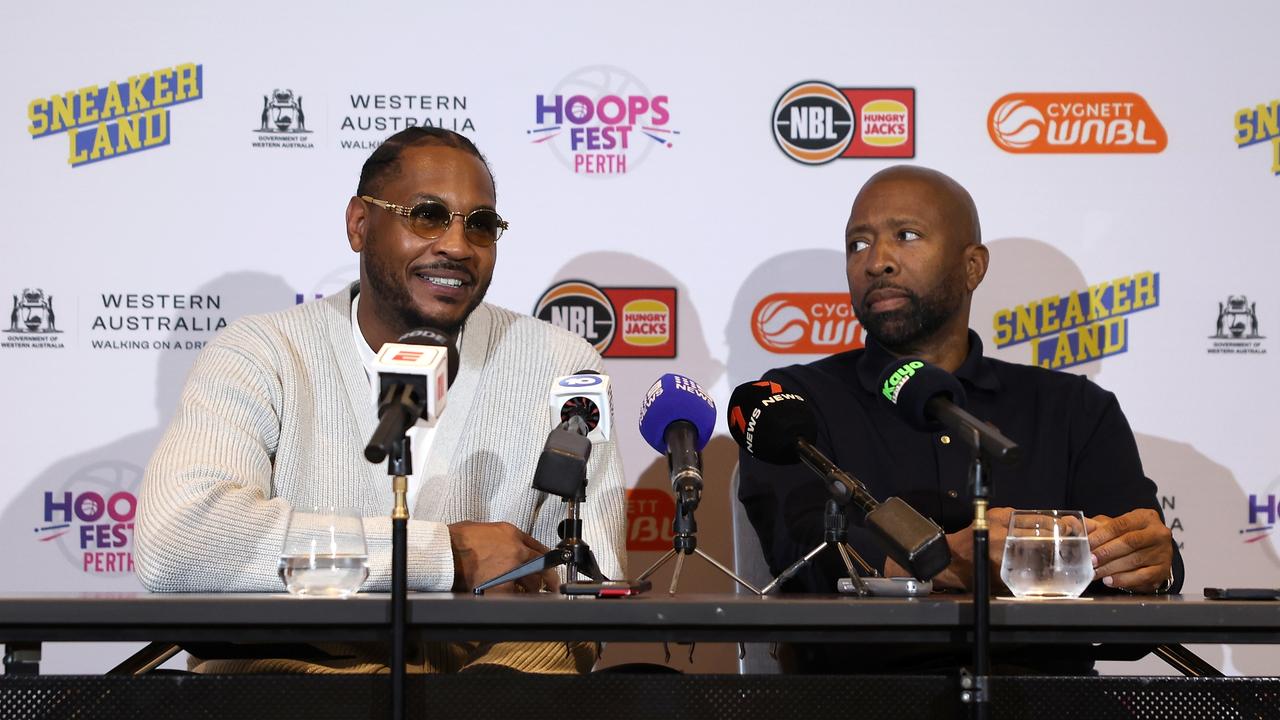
<box><xmin>761</xmin><ymin>499</ymin><xmax>876</xmax><ymax>595</ymax></box>
<box><xmin>636</xmin><ymin>476</ymin><xmax>762</xmax><ymax>596</ymax></box>
<box><xmin>961</xmin><ymin>425</ymin><xmax>991</xmax><ymax>720</ymax></box>
<box><xmin>473</xmin><ymin>484</ymin><xmax>607</xmax><ymax>594</ymax></box>
<box><xmin>384</xmin><ymin>437</ymin><xmax>411</xmax><ymax>720</ymax></box>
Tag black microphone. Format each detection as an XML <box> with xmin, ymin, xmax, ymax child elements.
<box><xmin>728</xmin><ymin>381</ymin><xmax>952</xmax><ymax>581</ymax></box>
<box><xmin>364</xmin><ymin>329</ymin><xmax>455</xmax><ymax>464</ymax></box>
<box><xmin>877</xmin><ymin>359</ymin><xmax>1021</xmax><ymax>464</ymax></box>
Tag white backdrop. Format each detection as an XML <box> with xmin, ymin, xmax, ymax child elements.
<box><xmin>2</xmin><ymin>0</ymin><xmax>1277</xmax><ymax>674</ymax></box>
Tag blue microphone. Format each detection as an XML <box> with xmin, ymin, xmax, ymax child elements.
<box><xmin>638</xmin><ymin>373</ymin><xmax>717</xmax><ymax>506</ymax></box>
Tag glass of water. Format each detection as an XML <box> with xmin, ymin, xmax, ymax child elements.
<box><xmin>999</xmin><ymin>509</ymin><xmax>1093</xmax><ymax>599</ymax></box>
<box><xmin>278</xmin><ymin>507</ymin><xmax>369</xmax><ymax>597</ymax></box>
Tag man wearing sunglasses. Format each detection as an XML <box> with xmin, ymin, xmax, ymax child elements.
<box><xmin>737</xmin><ymin>165</ymin><xmax>1182</xmax><ymax>673</ymax></box>
<box><xmin>137</xmin><ymin>128</ymin><xmax>627</xmax><ymax>673</ymax></box>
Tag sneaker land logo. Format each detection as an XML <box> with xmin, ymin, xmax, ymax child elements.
<box><xmin>533</xmin><ymin>280</ymin><xmax>677</xmax><ymax>358</ymax></box>
<box><xmin>528</xmin><ymin>66</ymin><xmax>678</xmax><ymax>175</ymax></box>
<box><xmin>251</xmin><ymin>88</ymin><xmax>314</xmax><ymax>149</ymax></box>
<box><xmin>1209</xmin><ymin>294</ymin><xmax>1266</xmax><ymax>355</ymax></box>
<box><xmin>992</xmin><ymin>272</ymin><xmax>1160</xmax><ymax>369</ymax></box>
<box><xmin>27</xmin><ymin>63</ymin><xmax>204</xmax><ymax>167</ymax></box>
<box><xmin>989</xmin><ymin>93</ymin><xmax>1166</xmax><ymax>154</ymax></box>
<box><xmin>1234</xmin><ymin>98</ymin><xmax>1280</xmax><ymax>175</ymax></box>
<box><xmin>33</xmin><ymin>460</ymin><xmax>139</xmax><ymax>575</ymax></box>
<box><xmin>772</xmin><ymin>81</ymin><xmax>915</xmax><ymax>164</ymax></box>
<box><xmin>3</xmin><ymin>288</ymin><xmax>65</xmax><ymax>349</ymax></box>
<box><xmin>751</xmin><ymin>293</ymin><xmax>865</xmax><ymax>353</ymax></box>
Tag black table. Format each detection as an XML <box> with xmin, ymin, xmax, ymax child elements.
<box><xmin>2</xmin><ymin>592</ymin><xmax>1279</xmax><ymax>667</ymax></box>
<box><xmin>2</xmin><ymin>593</ymin><xmax>1278</xmax><ymax>720</ymax></box>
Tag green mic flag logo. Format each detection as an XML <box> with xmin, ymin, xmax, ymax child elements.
<box><xmin>881</xmin><ymin>360</ymin><xmax>924</xmax><ymax>404</ymax></box>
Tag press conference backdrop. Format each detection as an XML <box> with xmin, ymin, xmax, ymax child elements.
<box><xmin>2</xmin><ymin>1</ymin><xmax>1277</xmax><ymax>675</ymax></box>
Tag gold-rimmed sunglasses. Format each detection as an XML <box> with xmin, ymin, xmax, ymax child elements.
<box><xmin>360</xmin><ymin>195</ymin><xmax>509</xmax><ymax>247</ymax></box>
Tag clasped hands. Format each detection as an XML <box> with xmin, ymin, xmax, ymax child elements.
<box><xmin>886</xmin><ymin>507</ymin><xmax>1174</xmax><ymax>594</ymax></box>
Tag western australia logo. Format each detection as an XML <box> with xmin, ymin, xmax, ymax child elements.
<box><xmin>1209</xmin><ymin>294</ymin><xmax>1266</xmax><ymax>355</ymax></box>
<box><xmin>3</xmin><ymin>287</ymin><xmax>65</xmax><ymax>349</ymax></box>
<box><xmin>534</xmin><ymin>280</ymin><xmax>677</xmax><ymax>358</ymax></box>
<box><xmin>529</xmin><ymin>65</ymin><xmax>678</xmax><ymax>175</ymax></box>
<box><xmin>993</xmin><ymin>271</ymin><xmax>1160</xmax><ymax>369</ymax></box>
<box><xmin>90</xmin><ymin>292</ymin><xmax>229</xmax><ymax>351</ymax></box>
<box><xmin>989</xmin><ymin>93</ymin><xmax>1166</xmax><ymax>154</ymax></box>
<box><xmin>752</xmin><ymin>292</ymin><xmax>864</xmax><ymax>354</ymax></box>
<box><xmin>340</xmin><ymin>93</ymin><xmax>473</xmax><ymax>150</ymax></box>
<box><xmin>772</xmin><ymin>82</ymin><xmax>916</xmax><ymax>164</ymax></box>
<box><xmin>1234</xmin><ymin>98</ymin><xmax>1280</xmax><ymax>175</ymax></box>
<box><xmin>252</xmin><ymin>88</ymin><xmax>314</xmax><ymax>149</ymax></box>
<box><xmin>27</xmin><ymin>63</ymin><xmax>204</xmax><ymax>167</ymax></box>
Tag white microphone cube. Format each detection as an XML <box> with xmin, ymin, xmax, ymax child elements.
<box><xmin>371</xmin><ymin>343</ymin><xmax>449</xmax><ymax>423</ymax></box>
<box><xmin>549</xmin><ymin>373</ymin><xmax>613</xmax><ymax>443</ymax></box>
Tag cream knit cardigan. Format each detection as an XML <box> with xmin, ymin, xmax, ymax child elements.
<box><xmin>136</xmin><ymin>286</ymin><xmax>627</xmax><ymax>593</ymax></box>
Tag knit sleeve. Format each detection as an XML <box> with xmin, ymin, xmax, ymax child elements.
<box><xmin>135</xmin><ymin>323</ymin><xmax>292</xmax><ymax>591</ymax></box>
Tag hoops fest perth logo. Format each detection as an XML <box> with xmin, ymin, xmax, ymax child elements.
<box><xmin>751</xmin><ymin>293</ymin><xmax>865</xmax><ymax>354</ymax></box>
<box><xmin>989</xmin><ymin>93</ymin><xmax>1167</xmax><ymax>154</ymax></box>
<box><xmin>772</xmin><ymin>81</ymin><xmax>915</xmax><ymax>165</ymax></box>
<box><xmin>27</xmin><ymin>63</ymin><xmax>204</xmax><ymax>167</ymax></box>
<box><xmin>534</xmin><ymin>280</ymin><xmax>676</xmax><ymax>358</ymax></box>
<box><xmin>528</xmin><ymin>66</ymin><xmax>678</xmax><ymax>175</ymax></box>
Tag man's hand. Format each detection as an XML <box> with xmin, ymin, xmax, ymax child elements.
<box><xmin>447</xmin><ymin>521</ymin><xmax>560</xmax><ymax>593</ymax></box>
<box><xmin>1087</xmin><ymin>509</ymin><xmax>1173</xmax><ymax>593</ymax></box>
<box><xmin>885</xmin><ymin>507</ymin><xmax>1014</xmax><ymax>590</ymax></box>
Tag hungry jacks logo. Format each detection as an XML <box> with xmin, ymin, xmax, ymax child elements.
<box><xmin>27</xmin><ymin>63</ymin><xmax>204</xmax><ymax>167</ymax></box>
<box><xmin>772</xmin><ymin>81</ymin><xmax>916</xmax><ymax>164</ymax></box>
<box><xmin>533</xmin><ymin>280</ymin><xmax>677</xmax><ymax>358</ymax></box>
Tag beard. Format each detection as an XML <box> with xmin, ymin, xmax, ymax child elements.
<box><xmin>854</xmin><ymin>273</ymin><xmax>965</xmax><ymax>351</ymax></box>
<box><xmin>362</xmin><ymin>236</ymin><xmax>491</xmax><ymax>336</ymax></box>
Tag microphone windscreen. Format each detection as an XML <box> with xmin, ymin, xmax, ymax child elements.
<box><xmin>876</xmin><ymin>358</ymin><xmax>967</xmax><ymax>432</ymax></box>
<box><xmin>397</xmin><ymin>328</ymin><xmax>458</xmax><ymax>384</ymax></box>
<box><xmin>726</xmin><ymin>380</ymin><xmax>817</xmax><ymax>464</ymax></box>
<box><xmin>638</xmin><ymin>373</ymin><xmax>716</xmax><ymax>454</ymax></box>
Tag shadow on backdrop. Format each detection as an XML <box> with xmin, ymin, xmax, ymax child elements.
<box><xmin>972</xmin><ymin>237</ymin><xmax>1269</xmax><ymax>675</ymax></box>
<box><xmin>0</xmin><ymin>272</ymin><xmax>293</xmax><ymax>672</ymax></box>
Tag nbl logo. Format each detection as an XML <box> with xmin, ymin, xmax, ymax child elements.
<box><xmin>772</xmin><ymin>81</ymin><xmax>915</xmax><ymax>164</ymax></box>
<box><xmin>534</xmin><ymin>280</ymin><xmax>677</xmax><ymax>358</ymax></box>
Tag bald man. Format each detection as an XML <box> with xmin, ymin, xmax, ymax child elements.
<box><xmin>737</xmin><ymin>166</ymin><xmax>1181</xmax><ymax>673</ymax></box>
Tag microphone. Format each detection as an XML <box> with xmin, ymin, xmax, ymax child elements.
<box><xmin>727</xmin><ymin>380</ymin><xmax>951</xmax><ymax>581</ymax></box>
<box><xmin>638</xmin><ymin>373</ymin><xmax>716</xmax><ymax>507</ymax></box>
<box><xmin>532</xmin><ymin>370</ymin><xmax>613</xmax><ymax>499</ymax></box>
<box><xmin>877</xmin><ymin>359</ymin><xmax>1021</xmax><ymax>464</ymax></box>
<box><xmin>547</xmin><ymin>370</ymin><xmax>613</xmax><ymax>442</ymax></box>
<box><xmin>364</xmin><ymin>329</ymin><xmax>455</xmax><ymax>464</ymax></box>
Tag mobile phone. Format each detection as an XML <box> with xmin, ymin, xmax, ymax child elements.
<box><xmin>561</xmin><ymin>580</ymin><xmax>652</xmax><ymax>597</ymax></box>
<box><xmin>837</xmin><ymin>577</ymin><xmax>933</xmax><ymax>597</ymax></box>
<box><xmin>1204</xmin><ymin>587</ymin><xmax>1280</xmax><ymax>601</ymax></box>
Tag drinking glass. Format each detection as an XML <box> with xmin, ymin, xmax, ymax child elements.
<box><xmin>277</xmin><ymin>507</ymin><xmax>369</xmax><ymax>597</ymax></box>
<box><xmin>999</xmin><ymin>509</ymin><xmax>1093</xmax><ymax>599</ymax></box>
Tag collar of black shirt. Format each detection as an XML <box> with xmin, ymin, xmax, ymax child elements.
<box><xmin>854</xmin><ymin>329</ymin><xmax>1002</xmax><ymax>395</ymax></box>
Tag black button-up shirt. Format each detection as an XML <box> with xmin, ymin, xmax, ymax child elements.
<box><xmin>737</xmin><ymin>331</ymin><xmax>1183</xmax><ymax>671</ymax></box>
<box><xmin>742</xmin><ymin>327</ymin><xmax>1187</xmax><ymax>671</ymax></box>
